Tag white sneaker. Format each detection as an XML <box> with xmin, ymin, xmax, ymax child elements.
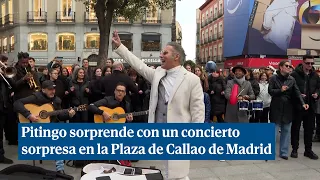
<box><xmin>219</xmin><ymin>160</ymin><xmax>225</xmax><ymax>162</ymax></box>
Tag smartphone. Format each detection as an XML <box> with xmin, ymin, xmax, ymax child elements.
<box><xmin>96</xmin><ymin>176</ymin><xmax>111</xmax><ymax>180</ymax></box>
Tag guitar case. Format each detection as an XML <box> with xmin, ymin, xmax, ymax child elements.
<box><xmin>80</xmin><ymin>163</ymin><xmax>163</xmax><ymax>180</ymax></box>
<box><xmin>0</xmin><ymin>164</ymin><xmax>74</xmax><ymax>180</ymax></box>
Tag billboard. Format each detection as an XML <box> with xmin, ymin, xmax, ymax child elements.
<box><xmin>223</xmin><ymin>0</ymin><xmax>320</xmax><ymax>58</ymax></box>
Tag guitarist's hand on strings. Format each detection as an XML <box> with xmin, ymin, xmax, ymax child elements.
<box><xmin>126</xmin><ymin>113</ymin><xmax>133</xmax><ymax>122</ymax></box>
<box><xmin>102</xmin><ymin>112</ymin><xmax>111</xmax><ymax>122</ymax></box>
<box><xmin>68</xmin><ymin>109</ymin><xmax>76</xmax><ymax>118</ymax></box>
<box><xmin>28</xmin><ymin>114</ymin><xmax>39</xmax><ymax>122</ymax></box>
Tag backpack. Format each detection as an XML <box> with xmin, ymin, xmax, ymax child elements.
<box><xmin>0</xmin><ymin>164</ymin><xmax>74</xmax><ymax>180</ymax></box>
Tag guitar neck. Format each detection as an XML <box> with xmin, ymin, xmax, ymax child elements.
<box><xmin>118</xmin><ymin>111</ymin><xmax>148</xmax><ymax>119</ymax></box>
<box><xmin>46</xmin><ymin>107</ymin><xmax>79</xmax><ymax>117</ymax></box>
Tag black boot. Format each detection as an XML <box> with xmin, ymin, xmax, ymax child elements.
<box><xmin>312</xmin><ymin>135</ymin><xmax>320</xmax><ymax>142</ymax></box>
<box><xmin>304</xmin><ymin>150</ymin><xmax>319</xmax><ymax>160</ymax></box>
<box><xmin>290</xmin><ymin>149</ymin><xmax>298</xmax><ymax>158</ymax></box>
<box><xmin>0</xmin><ymin>156</ymin><xmax>13</xmax><ymax>164</ymax></box>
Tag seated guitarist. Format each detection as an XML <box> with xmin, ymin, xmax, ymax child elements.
<box><xmin>13</xmin><ymin>80</ymin><xmax>76</xmax><ymax>174</ymax></box>
<box><xmin>88</xmin><ymin>82</ymin><xmax>133</xmax><ymax>166</ymax></box>
<box><xmin>88</xmin><ymin>82</ymin><xmax>133</xmax><ymax>123</ymax></box>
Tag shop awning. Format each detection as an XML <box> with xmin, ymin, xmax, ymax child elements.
<box><xmin>224</xmin><ymin>58</ymin><xmax>303</xmax><ymax>69</ymax></box>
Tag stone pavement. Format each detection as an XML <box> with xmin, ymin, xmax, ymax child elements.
<box><xmin>0</xmin><ymin>137</ymin><xmax>320</xmax><ymax>180</ymax></box>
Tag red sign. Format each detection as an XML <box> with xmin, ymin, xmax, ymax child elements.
<box><xmin>224</xmin><ymin>58</ymin><xmax>303</xmax><ymax>69</ymax></box>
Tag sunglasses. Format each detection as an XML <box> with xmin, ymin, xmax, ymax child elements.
<box><xmin>284</xmin><ymin>64</ymin><xmax>293</xmax><ymax>68</ymax></box>
<box><xmin>305</xmin><ymin>62</ymin><xmax>315</xmax><ymax>65</ymax></box>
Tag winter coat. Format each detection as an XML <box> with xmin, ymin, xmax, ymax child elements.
<box><xmin>224</xmin><ymin>78</ymin><xmax>255</xmax><ymax>122</ymax></box>
<box><xmin>268</xmin><ymin>71</ymin><xmax>305</xmax><ymax>124</ymax></box>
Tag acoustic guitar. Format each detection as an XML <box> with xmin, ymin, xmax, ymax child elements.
<box><xmin>94</xmin><ymin>106</ymin><xmax>149</xmax><ymax>123</ymax></box>
<box><xmin>18</xmin><ymin>104</ymin><xmax>88</xmax><ymax>123</ymax></box>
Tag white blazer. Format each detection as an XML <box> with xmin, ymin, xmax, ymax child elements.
<box><xmin>114</xmin><ymin>44</ymin><xmax>205</xmax><ymax>179</ymax></box>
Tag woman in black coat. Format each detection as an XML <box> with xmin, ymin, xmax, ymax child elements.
<box><xmin>268</xmin><ymin>60</ymin><xmax>308</xmax><ymax>160</ymax></box>
<box><xmin>208</xmin><ymin>71</ymin><xmax>226</xmax><ymax>123</ymax></box>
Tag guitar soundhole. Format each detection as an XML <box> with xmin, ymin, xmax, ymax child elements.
<box><xmin>112</xmin><ymin>113</ymin><xmax>119</xmax><ymax>121</ymax></box>
<box><xmin>39</xmin><ymin>110</ymin><xmax>48</xmax><ymax>119</ymax></box>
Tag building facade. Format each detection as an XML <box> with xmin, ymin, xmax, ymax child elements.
<box><xmin>175</xmin><ymin>21</ymin><xmax>182</xmax><ymax>45</ymax></box>
<box><xmin>0</xmin><ymin>0</ymin><xmax>172</xmax><ymax>67</ymax></box>
<box><xmin>195</xmin><ymin>9</ymin><xmax>200</xmax><ymax>65</ymax></box>
<box><xmin>198</xmin><ymin>0</ymin><xmax>224</xmax><ymax>67</ymax></box>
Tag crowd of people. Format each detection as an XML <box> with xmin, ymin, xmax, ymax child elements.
<box><xmin>0</xmin><ymin>31</ymin><xmax>319</xmax><ymax>180</ymax></box>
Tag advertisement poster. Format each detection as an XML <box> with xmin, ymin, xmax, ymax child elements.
<box><xmin>224</xmin><ymin>0</ymin><xmax>320</xmax><ymax>58</ymax></box>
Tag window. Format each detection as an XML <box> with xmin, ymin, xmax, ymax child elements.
<box><xmin>141</xmin><ymin>34</ymin><xmax>161</xmax><ymax>51</ymax></box>
<box><xmin>10</xmin><ymin>35</ymin><xmax>14</xmax><ymax>52</ymax></box>
<box><xmin>209</xmin><ymin>48</ymin><xmax>212</xmax><ymax>57</ymax></box>
<box><xmin>113</xmin><ymin>34</ymin><xmax>132</xmax><ymax>51</ymax></box>
<box><xmin>205</xmin><ymin>48</ymin><xmax>208</xmax><ymax>58</ymax></box>
<box><xmin>201</xmin><ymin>49</ymin><xmax>204</xmax><ymax>58</ymax></box>
<box><xmin>32</xmin><ymin>0</ymin><xmax>45</xmax><ymax>18</ymax></box>
<box><xmin>2</xmin><ymin>38</ymin><xmax>7</xmax><ymax>53</ymax></box>
<box><xmin>85</xmin><ymin>33</ymin><xmax>99</xmax><ymax>49</ymax></box>
<box><xmin>29</xmin><ymin>33</ymin><xmax>48</xmax><ymax>51</ymax></box>
<box><xmin>57</xmin><ymin>33</ymin><xmax>75</xmax><ymax>51</ymax></box>
<box><xmin>144</xmin><ymin>3</ymin><xmax>161</xmax><ymax>23</ymax></box>
<box><xmin>1</xmin><ymin>3</ymin><xmax>5</xmax><ymax>25</ymax></box>
<box><xmin>61</xmin><ymin>0</ymin><xmax>73</xmax><ymax>16</ymax></box>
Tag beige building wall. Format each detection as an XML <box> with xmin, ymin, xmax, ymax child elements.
<box><xmin>176</xmin><ymin>21</ymin><xmax>182</xmax><ymax>45</ymax></box>
<box><xmin>0</xmin><ymin>0</ymin><xmax>173</xmax><ymax>66</ymax></box>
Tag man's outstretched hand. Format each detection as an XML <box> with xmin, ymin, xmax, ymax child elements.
<box><xmin>112</xmin><ymin>30</ymin><xmax>121</xmax><ymax>48</ymax></box>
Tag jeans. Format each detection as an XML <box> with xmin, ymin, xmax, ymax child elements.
<box><xmin>275</xmin><ymin>122</ymin><xmax>292</xmax><ymax>157</ymax></box>
<box><xmin>56</xmin><ymin>160</ymin><xmax>64</xmax><ymax>171</ymax></box>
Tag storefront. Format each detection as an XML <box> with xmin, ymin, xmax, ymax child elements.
<box><xmin>224</xmin><ymin>57</ymin><xmax>303</xmax><ymax>69</ymax></box>
<box><xmin>113</xmin><ymin>58</ymin><xmax>161</xmax><ymax>67</ymax></box>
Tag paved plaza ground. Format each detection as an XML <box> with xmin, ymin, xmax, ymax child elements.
<box><xmin>1</xmin><ymin>133</ymin><xmax>320</xmax><ymax>180</ymax></box>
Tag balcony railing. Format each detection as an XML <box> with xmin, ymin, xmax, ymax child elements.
<box><xmin>213</xmin><ymin>56</ymin><xmax>217</xmax><ymax>62</ymax></box>
<box><xmin>113</xmin><ymin>17</ymin><xmax>132</xmax><ymax>24</ymax></box>
<box><xmin>84</xmin><ymin>12</ymin><xmax>97</xmax><ymax>23</ymax></box>
<box><xmin>56</xmin><ymin>11</ymin><xmax>76</xmax><ymax>23</ymax></box>
<box><xmin>27</xmin><ymin>11</ymin><xmax>47</xmax><ymax>23</ymax></box>
<box><xmin>4</xmin><ymin>14</ymin><xmax>13</xmax><ymax>25</ymax></box>
<box><xmin>218</xmin><ymin>31</ymin><xmax>223</xmax><ymax>39</ymax></box>
<box><xmin>218</xmin><ymin>9</ymin><xmax>224</xmax><ymax>17</ymax></box>
<box><xmin>214</xmin><ymin>13</ymin><xmax>218</xmax><ymax>20</ymax></box>
<box><xmin>142</xmin><ymin>10</ymin><xmax>161</xmax><ymax>24</ymax></box>
<box><xmin>201</xmin><ymin>21</ymin><xmax>205</xmax><ymax>28</ymax></box>
<box><xmin>208</xmin><ymin>16</ymin><xmax>213</xmax><ymax>23</ymax></box>
<box><xmin>213</xmin><ymin>34</ymin><xmax>217</xmax><ymax>40</ymax></box>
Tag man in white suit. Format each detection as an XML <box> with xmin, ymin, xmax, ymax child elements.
<box><xmin>112</xmin><ymin>30</ymin><xmax>204</xmax><ymax>180</ymax></box>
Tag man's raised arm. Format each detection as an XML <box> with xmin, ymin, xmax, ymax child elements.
<box><xmin>112</xmin><ymin>30</ymin><xmax>155</xmax><ymax>83</ymax></box>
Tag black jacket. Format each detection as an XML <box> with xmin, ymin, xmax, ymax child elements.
<box><xmin>99</xmin><ymin>70</ymin><xmax>138</xmax><ymax>97</ymax></box>
<box><xmin>68</xmin><ymin>79</ymin><xmax>90</xmax><ymax>106</ymax></box>
<box><xmin>13</xmin><ymin>91</ymin><xmax>69</xmax><ymax>123</ymax></box>
<box><xmin>0</xmin><ymin>76</ymin><xmax>14</xmax><ymax>112</ymax></box>
<box><xmin>268</xmin><ymin>71</ymin><xmax>304</xmax><ymax>124</ymax></box>
<box><xmin>208</xmin><ymin>76</ymin><xmax>226</xmax><ymax>114</ymax></box>
<box><xmin>13</xmin><ymin>65</ymin><xmax>41</xmax><ymax>100</ymax></box>
<box><xmin>88</xmin><ymin>96</ymin><xmax>131</xmax><ymax>116</ymax></box>
<box><xmin>290</xmin><ymin>64</ymin><xmax>320</xmax><ymax>110</ymax></box>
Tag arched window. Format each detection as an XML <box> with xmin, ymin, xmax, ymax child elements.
<box><xmin>57</xmin><ymin>33</ymin><xmax>75</xmax><ymax>51</ymax></box>
<box><xmin>29</xmin><ymin>33</ymin><xmax>48</xmax><ymax>51</ymax></box>
<box><xmin>85</xmin><ymin>33</ymin><xmax>99</xmax><ymax>49</ymax></box>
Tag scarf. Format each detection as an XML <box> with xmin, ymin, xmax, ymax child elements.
<box><xmin>235</xmin><ymin>76</ymin><xmax>245</xmax><ymax>85</ymax></box>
